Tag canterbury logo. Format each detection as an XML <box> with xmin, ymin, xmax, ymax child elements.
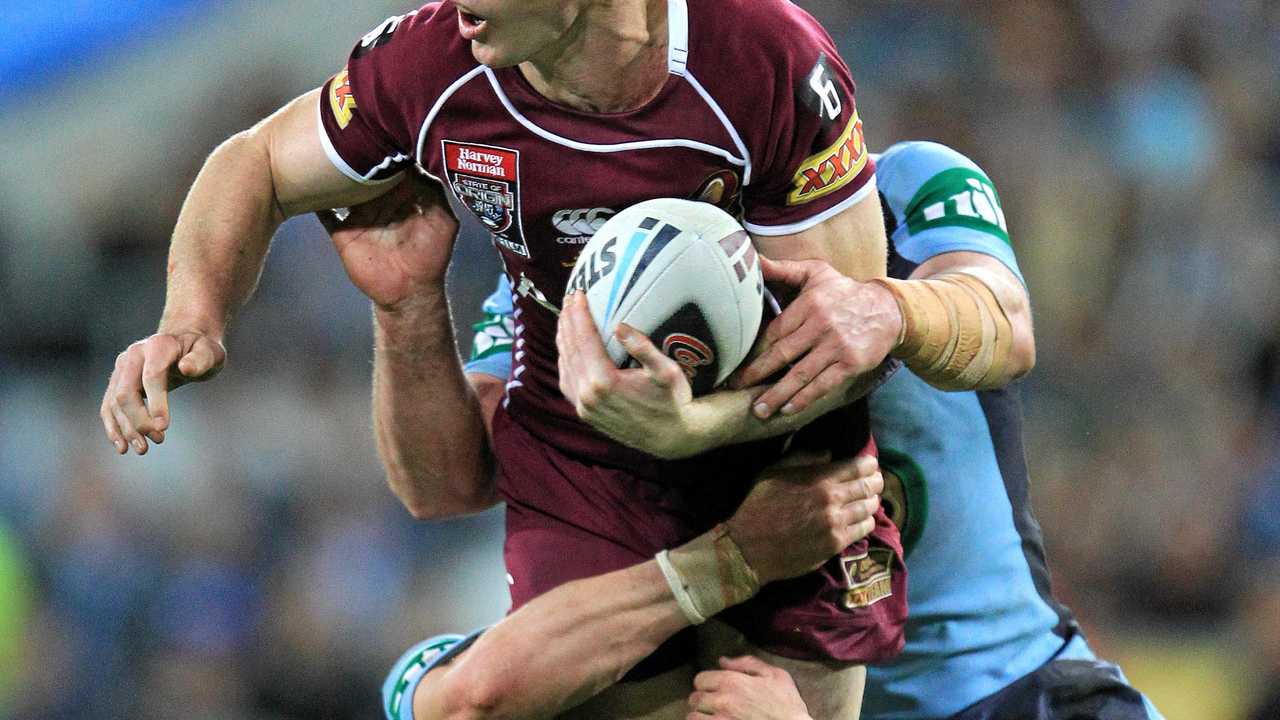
<box><xmin>551</xmin><ymin>208</ymin><xmax>615</xmax><ymax>237</ymax></box>
<box><xmin>662</xmin><ymin>334</ymin><xmax>715</xmax><ymax>381</ymax></box>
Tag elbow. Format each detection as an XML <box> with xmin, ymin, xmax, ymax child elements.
<box><xmin>400</xmin><ymin>491</ymin><xmax>499</xmax><ymax>521</ymax></box>
<box><xmin>1010</xmin><ymin>334</ymin><xmax>1036</xmax><ymax>380</ymax></box>
<box><xmin>391</xmin><ymin>465</ymin><xmax>499</xmax><ymax>521</ymax></box>
<box><xmin>1004</xmin><ymin>305</ymin><xmax>1037</xmax><ymax>381</ymax></box>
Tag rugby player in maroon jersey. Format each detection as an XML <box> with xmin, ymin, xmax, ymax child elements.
<box><xmin>100</xmin><ymin>2</ymin><xmax>1033</xmax><ymax>716</ymax></box>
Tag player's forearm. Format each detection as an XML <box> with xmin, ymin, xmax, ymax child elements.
<box><xmin>931</xmin><ymin>263</ymin><xmax>1035</xmax><ymax>386</ymax></box>
<box><xmin>684</xmin><ymin>370</ymin><xmax>883</xmax><ymax>455</ymax></box>
<box><xmin>877</xmin><ymin>254</ymin><xmax>1035</xmax><ymax>391</ymax></box>
<box><xmin>159</xmin><ymin>131</ymin><xmax>284</xmax><ymax>338</ymax></box>
<box><xmin>428</xmin><ymin>561</ymin><xmax>686</xmax><ymax>720</ymax></box>
<box><xmin>373</xmin><ymin>292</ymin><xmax>497</xmax><ymax>519</ymax></box>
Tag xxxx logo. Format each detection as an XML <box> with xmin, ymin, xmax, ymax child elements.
<box><xmin>329</xmin><ymin>68</ymin><xmax>357</xmax><ymax>130</ymax></box>
<box><xmin>788</xmin><ymin>110</ymin><xmax>868</xmax><ymax>205</ymax></box>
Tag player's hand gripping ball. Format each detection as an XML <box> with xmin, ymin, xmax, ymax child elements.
<box><xmin>564</xmin><ymin>198</ymin><xmax>764</xmax><ymax>395</ymax></box>
<box><xmin>557</xmin><ymin>199</ymin><xmax>764</xmax><ymax>458</ymax></box>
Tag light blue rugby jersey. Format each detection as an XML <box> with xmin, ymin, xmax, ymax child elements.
<box><xmin>462</xmin><ymin>142</ymin><xmax>1102</xmax><ymax>719</ymax></box>
<box><xmin>862</xmin><ymin>142</ymin><xmax>1097</xmax><ymax>718</ymax></box>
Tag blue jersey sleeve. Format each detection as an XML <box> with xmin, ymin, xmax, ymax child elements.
<box><xmin>875</xmin><ymin>141</ymin><xmax>1024</xmax><ymax>285</ymax></box>
<box><xmin>382</xmin><ymin>629</ymin><xmax>485</xmax><ymax>720</ymax></box>
<box><xmin>464</xmin><ymin>274</ymin><xmax>516</xmax><ymax>380</ymax></box>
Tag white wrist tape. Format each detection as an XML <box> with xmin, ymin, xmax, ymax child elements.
<box><xmin>656</xmin><ymin>524</ymin><xmax>761</xmax><ymax>626</ymax></box>
<box><xmin>656</xmin><ymin>549</ymin><xmax>708</xmax><ymax>625</ymax></box>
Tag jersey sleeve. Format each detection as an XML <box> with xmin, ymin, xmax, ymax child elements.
<box><xmin>876</xmin><ymin>141</ymin><xmax>1023</xmax><ymax>285</ymax></box>
<box><xmin>464</xmin><ymin>274</ymin><xmax>516</xmax><ymax>380</ymax></box>
<box><xmin>318</xmin><ymin>8</ymin><xmax>437</xmax><ymax>184</ymax></box>
<box><xmin>381</xmin><ymin>629</ymin><xmax>485</xmax><ymax>720</ymax></box>
<box><xmin>739</xmin><ymin>12</ymin><xmax>876</xmax><ymax>237</ymax></box>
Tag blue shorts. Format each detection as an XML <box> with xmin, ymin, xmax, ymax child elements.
<box><xmin>950</xmin><ymin>657</ymin><xmax>1164</xmax><ymax>720</ymax></box>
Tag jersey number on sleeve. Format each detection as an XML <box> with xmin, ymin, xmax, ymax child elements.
<box><xmin>808</xmin><ymin>63</ymin><xmax>842</xmax><ymax>122</ymax></box>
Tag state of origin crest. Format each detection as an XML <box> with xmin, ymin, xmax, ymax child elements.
<box><xmin>442</xmin><ymin>140</ymin><xmax>530</xmax><ymax>257</ymax></box>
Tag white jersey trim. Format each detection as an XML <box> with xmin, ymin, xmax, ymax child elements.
<box><xmin>667</xmin><ymin>0</ymin><xmax>689</xmax><ymax>76</ymax></box>
<box><xmin>482</xmin><ymin>68</ymin><xmax>746</xmax><ymax>169</ymax></box>
<box><xmin>743</xmin><ymin>175</ymin><xmax>878</xmax><ymax>236</ymax></box>
<box><xmin>317</xmin><ymin>100</ymin><xmax>406</xmax><ymax>185</ymax></box>
<box><xmin>414</xmin><ymin>64</ymin><xmax>490</xmax><ymax>166</ymax></box>
<box><xmin>685</xmin><ymin>71</ymin><xmax>753</xmax><ymax>185</ymax></box>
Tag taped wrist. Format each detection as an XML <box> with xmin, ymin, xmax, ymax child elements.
<box><xmin>872</xmin><ymin>273</ymin><xmax>1013</xmax><ymax>390</ymax></box>
<box><xmin>655</xmin><ymin>523</ymin><xmax>761</xmax><ymax>625</ymax></box>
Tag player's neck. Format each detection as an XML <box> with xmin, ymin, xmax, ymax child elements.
<box><xmin>519</xmin><ymin>0</ymin><xmax>669</xmax><ymax>114</ymax></box>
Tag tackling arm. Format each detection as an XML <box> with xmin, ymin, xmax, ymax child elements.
<box><xmin>890</xmin><ymin>250</ymin><xmax>1034</xmax><ymax>389</ymax></box>
<box><xmin>664</xmin><ymin>191</ymin><xmax>897</xmax><ymax>455</ymax></box>
<box><xmin>319</xmin><ymin>174</ymin><xmax>499</xmax><ymax>519</ymax></box>
<box><xmin>409</xmin><ymin>454</ymin><xmax>883</xmax><ymax>720</ymax></box>
<box><xmin>548</xmin><ymin>194</ymin><xmax>900</xmax><ymax>459</ymax></box>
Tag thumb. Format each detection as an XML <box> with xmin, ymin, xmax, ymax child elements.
<box><xmin>717</xmin><ymin>655</ymin><xmax>773</xmax><ymax>676</ymax></box>
<box><xmin>177</xmin><ymin>336</ymin><xmax>225</xmax><ymax>380</ymax></box>
<box><xmin>759</xmin><ymin>256</ymin><xmax>826</xmax><ymax>288</ymax></box>
<box><xmin>615</xmin><ymin>324</ymin><xmax>684</xmax><ymax>387</ymax></box>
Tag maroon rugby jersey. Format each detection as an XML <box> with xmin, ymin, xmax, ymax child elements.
<box><xmin>319</xmin><ymin>0</ymin><xmax>877</xmax><ymax>468</ymax></box>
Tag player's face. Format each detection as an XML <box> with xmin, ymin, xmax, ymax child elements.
<box><xmin>454</xmin><ymin>0</ymin><xmax>581</xmax><ymax>68</ymax></box>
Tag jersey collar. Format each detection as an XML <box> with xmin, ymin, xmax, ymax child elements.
<box><xmin>667</xmin><ymin>0</ymin><xmax>689</xmax><ymax>76</ymax></box>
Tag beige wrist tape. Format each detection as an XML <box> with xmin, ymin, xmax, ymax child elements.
<box><xmin>872</xmin><ymin>273</ymin><xmax>1013</xmax><ymax>390</ymax></box>
<box><xmin>655</xmin><ymin>524</ymin><xmax>761</xmax><ymax>625</ymax></box>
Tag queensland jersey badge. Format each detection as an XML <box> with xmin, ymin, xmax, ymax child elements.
<box><xmin>840</xmin><ymin>546</ymin><xmax>894</xmax><ymax>609</ymax></box>
<box><xmin>443</xmin><ymin>140</ymin><xmax>530</xmax><ymax>257</ymax></box>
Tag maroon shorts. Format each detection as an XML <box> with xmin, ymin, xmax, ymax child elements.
<box><xmin>492</xmin><ymin>405</ymin><xmax>907</xmax><ymax>679</ymax></box>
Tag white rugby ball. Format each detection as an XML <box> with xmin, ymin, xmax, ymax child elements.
<box><xmin>565</xmin><ymin>198</ymin><xmax>763</xmax><ymax>395</ymax></box>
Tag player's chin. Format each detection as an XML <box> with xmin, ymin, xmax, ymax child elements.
<box><xmin>468</xmin><ymin>40</ymin><xmax>522</xmax><ymax>69</ymax></box>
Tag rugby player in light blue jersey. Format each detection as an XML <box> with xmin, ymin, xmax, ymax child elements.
<box><xmin>461</xmin><ymin>141</ymin><xmax>1164</xmax><ymax>720</ymax></box>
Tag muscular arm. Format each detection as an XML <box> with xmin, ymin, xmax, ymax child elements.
<box><xmin>371</xmin><ymin>300</ymin><xmax>498</xmax><ymax>520</ymax></box>
<box><xmin>418</xmin><ymin>561</ymin><xmax>686</xmax><ymax>720</ymax></box>
<box><xmin>163</xmin><ymin>88</ymin><xmax>387</xmax><ymax>340</ymax></box>
<box><xmin>905</xmin><ymin>250</ymin><xmax>1035</xmax><ymax>384</ymax></box>
<box><xmin>748</xmin><ymin>183</ymin><xmax>890</xmax><ymax>281</ymax></box>
<box><xmin>102</xmin><ymin>89</ymin><xmax>391</xmax><ymax>455</ymax></box>
<box><xmin>321</xmin><ymin>176</ymin><xmax>500</xmax><ymax>520</ymax></box>
<box><xmin>411</xmin><ymin>455</ymin><xmax>883</xmax><ymax>720</ymax></box>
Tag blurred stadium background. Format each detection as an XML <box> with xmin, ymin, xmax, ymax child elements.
<box><xmin>1</xmin><ymin>1</ymin><xmax>1277</xmax><ymax>718</ymax></box>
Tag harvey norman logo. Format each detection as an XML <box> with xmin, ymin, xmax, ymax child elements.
<box><xmin>454</xmin><ymin>147</ymin><xmax>510</xmax><ymax>178</ymax></box>
<box><xmin>442</xmin><ymin>140</ymin><xmax>530</xmax><ymax>257</ymax></box>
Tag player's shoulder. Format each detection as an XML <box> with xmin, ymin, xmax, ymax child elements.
<box><xmin>689</xmin><ymin>0</ymin><xmax>836</xmax><ymax>68</ymax></box>
<box><xmin>344</xmin><ymin>2</ymin><xmax>475</xmax><ymax>87</ymax></box>
<box><xmin>876</xmin><ymin>141</ymin><xmax>994</xmax><ymax>219</ymax></box>
<box><xmin>878</xmin><ymin>140</ymin><xmax>1016</xmax><ymax>279</ymax></box>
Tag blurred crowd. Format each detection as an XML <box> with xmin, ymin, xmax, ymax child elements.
<box><xmin>1</xmin><ymin>1</ymin><xmax>1277</xmax><ymax>718</ymax></box>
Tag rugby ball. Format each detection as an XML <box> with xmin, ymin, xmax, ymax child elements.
<box><xmin>565</xmin><ymin>198</ymin><xmax>763</xmax><ymax>395</ymax></box>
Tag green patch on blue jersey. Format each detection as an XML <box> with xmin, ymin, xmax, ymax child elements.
<box><xmin>469</xmin><ymin>312</ymin><xmax>515</xmax><ymax>361</ymax></box>
<box><xmin>879</xmin><ymin>447</ymin><xmax>929</xmax><ymax>559</ymax></box>
<box><xmin>904</xmin><ymin>167</ymin><xmax>1010</xmax><ymax>245</ymax></box>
